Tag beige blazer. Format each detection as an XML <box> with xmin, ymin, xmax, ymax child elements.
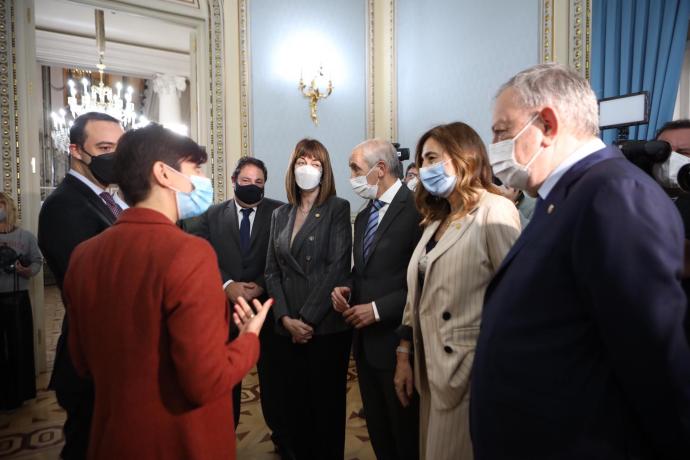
<box><xmin>402</xmin><ymin>190</ymin><xmax>521</xmax><ymax>410</ymax></box>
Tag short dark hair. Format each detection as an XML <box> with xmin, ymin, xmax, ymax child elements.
<box><xmin>657</xmin><ymin>119</ymin><xmax>690</xmax><ymax>138</ymax></box>
<box><xmin>232</xmin><ymin>157</ymin><xmax>268</xmax><ymax>182</ymax></box>
<box><xmin>114</xmin><ymin>123</ymin><xmax>208</xmax><ymax>206</ymax></box>
<box><xmin>405</xmin><ymin>163</ymin><xmax>418</xmax><ymax>174</ymax></box>
<box><xmin>69</xmin><ymin>112</ymin><xmax>121</xmax><ymax>146</ymax></box>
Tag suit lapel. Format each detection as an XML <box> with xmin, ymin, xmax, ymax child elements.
<box><xmin>225</xmin><ymin>200</ymin><xmax>241</xmax><ymax>248</ymax></box>
<box><xmin>424</xmin><ymin>208</ymin><xmax>478</xmax><ymax>268</ymax></box>
<box><xmin>290</xmin><ymin>202</ymin><xmax>323</xmax><ymax>256</ymax></box>
<box><xmin>488</xmin><ymin>146</ymin><xmax>621</xmax><ymax>288</ymax></box>
<box><xmin>353</xmin><ymin>203</ymin><xmax>371</xmax><ymax>270</ymax></box>
<box><xmin>65</xmin><ymin>174</ymin><xmax>116</xmax><ymax>224</ymax></box>
<box><xmin>282</xmin><ymin>206</ymin><xmax>306</xmax><ymax>276</ymax></box>
<box><xmin>365</xmin><ymin>186</ymin><xmax>409</xmax><ymax>266</ymax></box>
<box><xmin>249</xmin><ymin>200</ymin><xmax>269</xmax><ymax>248</ymax></box>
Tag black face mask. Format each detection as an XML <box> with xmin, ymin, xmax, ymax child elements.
<box><xmin>234</xmin><ymin>183</ymin><xmax>264</xmax><ymax>206</ymax></box>
<box><xmin>79</xmin><ymin>147</ymin><xmax>117</xmax><ymax>185</ymax></box>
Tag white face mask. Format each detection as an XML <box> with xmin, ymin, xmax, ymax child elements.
<box><xmin>295</xmin><ymin>164</ymin><xmax>322</xmax><ymax>190</ymax></box>
<box><xmin>488</xmin><ymin>114</ymin><xmax>545</xmax><ymax>190</ymax></box>
<box><xmin>406</xmin><ymin>177</ymin><xmax>418</xmax><ymax>191</ymax></box>
<box><xmin>350</xmin><ymin>164</ymin><xmax>380</xmax><ymax>200</ymax></box>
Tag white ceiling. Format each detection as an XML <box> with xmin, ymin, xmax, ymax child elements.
<box><xmin>34</xmin><ymin>0</ymin><xmax>194</xmax><ymax>53</ymax></box>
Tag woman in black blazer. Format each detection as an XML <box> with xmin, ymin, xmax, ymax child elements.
<box><xmin>265</xmin><ymin>138</ymin><xmax>352</xmax><ymax>460</ymax></box>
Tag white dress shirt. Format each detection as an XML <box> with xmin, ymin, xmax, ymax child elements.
<box><xmin>538</xmin><ymin>138</ymin><xmax>606</xmax><ymax>200</ymax></box>
<box><xmin>68</xmin><ymin>169</ymin><xmax>129</xmax><ymax>210</ymax></box>
<box><xmin>223</xmin><ymin>201</ymin><xmax>258</xmax><ymax>289</ymax></box>
<box><xmin>368</xmin><ymin>178</ymin><xmax>403</xmax><ymax>321</ymax></box>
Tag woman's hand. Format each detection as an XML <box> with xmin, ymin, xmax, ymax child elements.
<box><xmin>15</xmin><ymin>261</ymin><xmax>32</xmax><ymax>278</ymax></box>
<box><xmin>394</xmin><ymin>346</ymin><xmax>414</xmax><ymax>407</ymax></box>
<box><xmin>281</xmin><ymin>316</ymin><xmax>314</xmax><ymax>344</ymax></box>
<box><xmin>233</xmin><ymin>296</ymin><xmax>273</xmax><ymax>336</ymax></box>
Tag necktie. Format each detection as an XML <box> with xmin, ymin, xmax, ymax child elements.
<box><xmin>239</xmin><ymin>208</ymin><xmax>254</xmax><ymax>256</ymax></box>
<box><xmin>99</xmin><ymin>192</ymin><xmax>123</xmax><ymax>218</ymax></box>
<box><xmin>363</xmin><ymin>200</ymin><xmax>384</xmax><ymax>262</ymax></box>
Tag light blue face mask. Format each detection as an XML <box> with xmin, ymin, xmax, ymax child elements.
<box><xmin>419</xmin><ymin>160</ymin><xmax>458</xmax><ymax>198</ymax></box>
<box><xmin>166</xmin><ymin>165</ymin><xmax>214</xmax><ymax>220</ymax></box>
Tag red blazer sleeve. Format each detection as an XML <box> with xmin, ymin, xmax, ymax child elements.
<box><xmin>164</xmin><ymin>237</ymin><xmax>260</xmax><ymax>406</ymax></box>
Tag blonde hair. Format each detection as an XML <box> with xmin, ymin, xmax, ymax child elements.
<box><xmin>415</xmin><ymin>122</ymin><xmax>501</xmax><ymax>226</ymax></box>
<box><xmin>0</xmin><ymin>192</ymin><xmax>18</xmax><ymax>227</ymax></box>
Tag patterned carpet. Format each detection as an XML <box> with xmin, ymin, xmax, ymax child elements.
<box><xmin>0</xmin><ymin>287</ymin><xmax>375</xmax><ymax>459</ymax></box>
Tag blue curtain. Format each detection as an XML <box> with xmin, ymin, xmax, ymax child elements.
<box><xmin>591</xmin><ymin>0</ymin><xmax>690</xmax><ymax>143</ymax></box>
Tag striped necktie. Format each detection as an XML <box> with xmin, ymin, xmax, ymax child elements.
<box><xmin>99</xmin><ymin>192</ymin><xmax>123</xmax><ymax>218</ymax></box>
<box><xmin>363</xmin><ymin>199</ymin><xmax>384</xmax><ymax>262</ymax></box>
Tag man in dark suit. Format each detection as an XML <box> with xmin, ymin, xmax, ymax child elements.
<box><xmin>38</xmin><ymin>112</ymin><xmax>125</xmax><ymax>459</ymax></box>
<box><xmin>332</xmin><ymin>139</ymin><xmax>421</xmax><ymax>460</ymax></box>
<box><xmin>471</xmin><ymin>63</ymin><xmax>690</xmax><ymax>459</ymax></box>
<box><xmin>181</xmin><ymin>157</ymin><xmax>288</xmax><ymax>455</ymax></box>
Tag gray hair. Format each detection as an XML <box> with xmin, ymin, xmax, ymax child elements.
<box><xmin>356</xmin><ymin>139</ymin><xmax>402</xmax><ymax>178</ymax></box>
<box><xmin>497</xmin><ymin>63</ymin><xmax>599</xmax><ymax>137</ymax></box>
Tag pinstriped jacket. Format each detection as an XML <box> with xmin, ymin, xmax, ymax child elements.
<box><xmin>265</xmin><ymin>195</ymin><xmax>352</xmax><ymax>336</ymax></box>
<box><xmin>401</xmin><ymin>190</ymin><xmax>521</xmax><ymax>410</ymax></box>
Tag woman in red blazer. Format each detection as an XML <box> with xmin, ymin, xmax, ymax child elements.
<box><xmin>63</xmin><ymin>124</ymin><xmax>271</xmax><ymax>460</ymax></box>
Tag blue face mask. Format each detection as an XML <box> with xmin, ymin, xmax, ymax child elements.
<box><xmin>419</xmin><ymin>160</ymin><xmax>457</xmax><ymax>198</ymax></box>
<box><xmin>166</xmin><ymin>165</ymin><xmax>214</xmax><ymax>220</ymax></box>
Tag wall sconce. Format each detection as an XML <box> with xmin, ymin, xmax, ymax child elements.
<box><xmin>298</xmin><ymin>66</ymin><xmax>333</xmax><ymax>125</ymax></box>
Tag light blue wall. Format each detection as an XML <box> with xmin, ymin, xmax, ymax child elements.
<box><xmin>249</xmin><ymin>0</ymin><xmax>367</xmax><ymax>207</ymax></box>
<box><xmin>397</xmin><ymin>0</ymin><xmax>540</xmax><ymax>158</ymax></box>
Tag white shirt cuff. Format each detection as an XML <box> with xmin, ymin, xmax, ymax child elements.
<box><xmin>222</xmin><ymin>279</ymin><xmax>234</xmax><ymax>290</ymax></box>
<box><xmin>371</xmin><ymin>301</ymin><xmax>380</xmax><ymax>322</ymax></box>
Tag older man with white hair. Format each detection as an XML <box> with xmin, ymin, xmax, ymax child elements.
<box><xmin>470</xmin><ymin>63</ymin><xmax>690</xmax><ymax>459</ymax></box>
<box><xmin>332</xmin><ymin>139</ymin><xmax>422</xmax><ymax>460</ymax></box>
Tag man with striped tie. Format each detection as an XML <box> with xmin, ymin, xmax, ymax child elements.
<box><xmin>38</xmin><ymin>112</ymin><xmax>125</xmax><ymax>460</ymax></box>
<box><xmin>332</xmin><ymin>139</ymin><xmax>422</xmax><ymax>460</ymax></box>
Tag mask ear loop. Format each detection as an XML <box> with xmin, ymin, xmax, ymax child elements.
<box><xmin>163</xmin><ymin>163</ymin><xmax>194</xmax><ymax>193</ymax></box>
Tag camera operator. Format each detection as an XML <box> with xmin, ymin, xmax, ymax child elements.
<box><xmin>656</xmin><ymin>120</ymin><xmax>690</xmax><ymax>280</ymax></box>
<box><xmin>0</xmin><ymin>192</ymin><xmax>43</xmax><ymax>411</ymax></box>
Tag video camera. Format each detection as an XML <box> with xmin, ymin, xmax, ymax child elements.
<box><xmin>599</xmin><ymin>92</ymin><xmax>690</xmax><ymax>192</ymax></box>
<box><xmin>393</xmin><ymin>143</ymin><xmax>410</xmax><ymax>162</ymax></box>
<box><xmin>0</xmin><ymin>244</ymin><xmax>31</xmax><ymax>274</ymax></box>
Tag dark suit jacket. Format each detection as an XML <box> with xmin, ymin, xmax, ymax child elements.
<box><xmin>38</xmin><ymin>173</ymin><xmax>116</xmax><ymax>391</ymax></box>
<box><xmin>265</xmin><ymin>195</ymin><xmax>352</xmax><ymax>336</ymax></box>
<box><xmin>470</xmin><ymin>146</ymin><xmax>690</xmax><ymax>459</ymax></box>
<box><xmin>182</xmin><ymin>198</ymin><xmax>284</xmax><ymax>293</ymax></box>
<box><xmin>350</xmin><ymin>185</ymin><xmax>421</xmax><ymax>370</ymax></box>
<box><xmin>64</xmin><ymin>208</ymin><xmax>259</xmax><ymax>460</ymax></box>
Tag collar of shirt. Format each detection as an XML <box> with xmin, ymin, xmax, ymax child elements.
<box><xmin>538</xmin><ymin>138</ymin><xmax>606</xmax><ymax>200</ymax></box>
<box><xmin>68</xmin><ymin>170</ymin><xmax>129</xmax><ymax>210</ymax></box>
<box><xmin>68</xmin><ymin>169</ymin><xmax>105</xmax><ymax>196</ymax></box>
<box><xmin>377</xmin><ymin>179</ymin><xmax>402</xmax><ymax>206</ymax></box>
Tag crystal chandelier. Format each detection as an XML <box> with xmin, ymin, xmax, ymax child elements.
<box><xmin>49</xmin><ymin>10</ymin><xmax>148</xmax><ymax>154</ymax></box>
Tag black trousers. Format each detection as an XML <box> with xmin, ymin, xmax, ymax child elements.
<box><xmin>284</xmin><ymin>330</ymin><xmax>352</xmax><ymax>460</ymax></box>
<box><xmin>256</xmin><ymin>314</ymin><xmax>291</xmax><ymax>446</ymax></box>
<box><xmin>55</xmin><ymin>384</ymin><xmax>93</xmax><ymax>460</ymax></box>
<box><xmin>356</xmin><ymin>352</ymin><xmax>420</xmax><ymax>460</ymax></box>
<box><xmin>0</xmin><ymin>291</ymin><xmax>36</xmax><ymax>410</ymax></box>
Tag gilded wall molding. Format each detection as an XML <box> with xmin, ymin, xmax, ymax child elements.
<box><xmin>238</xmin><ymin>0</ymin><xmax>251</xmax><ymax>157</ymax></box>
<box><xmin>366</xmin><ymin>0</ymin><xmax>374</xmax><ymax>138</ymax></box>
<box><xmin>372</xmin><ymin>0</ymin><xmax>397</xmax><ymax>142</ymax></box>
<box><xmin>208</xmin><ymin>0</ymin><xmax>227</xmax><ymax>200</ymax></box>
<box><xmin>569</xmin><ymin>0</ymin><xmax>592</xmax><ymax>78</ymax></box>
<box><xmin>540</xmin><ymin>0</ymin><xmax>555</xmax><ymax>62</ymax></box>
<box><xmin>0</xmin><ymin>0</ymin><xmax>20</xmax><ymax>213</ymax></box>
<box><xmin>541</xmin><ymin>0</ymin><xmax>592</xmax><ymax>79</ymax></box>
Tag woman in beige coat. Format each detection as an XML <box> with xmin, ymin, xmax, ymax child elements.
<box><xmin>394</xmin><ymin>122</ymin><xmax>521</xmax><ymax>460</ymax></box>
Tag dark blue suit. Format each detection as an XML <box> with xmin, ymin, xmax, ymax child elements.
<box><xmin>471</xmin><ymin>146</ymin><xmax>690</xmax><ymax>459</ymax></box>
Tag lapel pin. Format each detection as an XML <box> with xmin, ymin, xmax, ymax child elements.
<box><xmin>547</xmin><ymin>204</ymin><xmax>555</xmax><ymax>214</ymax></box>
<box><xmin>315</xmin><ymin>213</ymin><xmax>321</xmax><ymax>218</ymax></box>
